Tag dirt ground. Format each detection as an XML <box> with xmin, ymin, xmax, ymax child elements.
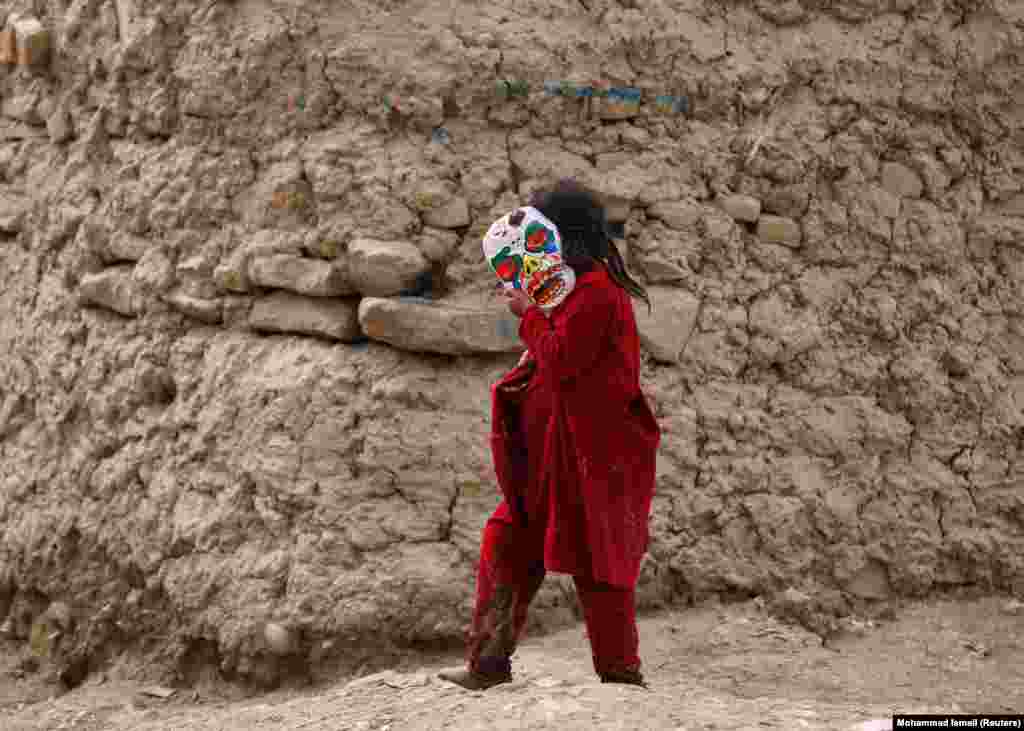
<box><xmin>2</xmin><ymin>595</ymin><xmax>1022</xmax><ymax>731</ymax></box>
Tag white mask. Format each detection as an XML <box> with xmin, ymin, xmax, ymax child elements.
<box><xmin>482</xmin><ymin>206</ymin><xmax>576</xmax><ymax>311</ymax></box>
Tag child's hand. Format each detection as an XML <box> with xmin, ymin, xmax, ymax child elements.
<box><xmin>502</xmin><ymin>288</ymin><xmax>533</xmax><ymax>318</ymax></box>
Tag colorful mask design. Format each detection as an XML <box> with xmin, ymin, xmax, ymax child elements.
<box><xmin>482</xmin><ymin>206</ymin><xmax>576</xmax><ymax>310</ymax></box>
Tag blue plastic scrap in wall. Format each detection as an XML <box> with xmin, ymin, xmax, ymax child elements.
<box><xmin>496</xmin><ymin>317</ymin><xmax>519</xmax><ymax>340</ymax></box>
<box><xmin>655</xmin><ymin>94</ymin><xmax>689</xmax><ymax>114</ymax></box>
<box><xmin>399</xmin><ymin>270</ymin><xmax>435</xmax><ymax>299</ymax></box>
<box><xmin>502</xmin><ymin>79</ymin><xmax>687</xmax><ymax>113</ymax></box>
<box><xmin>607</xmin><ymin>87</ymin><xmax>642</xmax><ymax>103</ymax></box>
<box><xmin>431</xmin><ymin>127</ymin><xmax>451</xmax><ymax>144</ymax></box>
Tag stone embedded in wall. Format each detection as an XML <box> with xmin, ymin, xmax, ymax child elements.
<box><xmin>647</xmin><ymin>199</ymin><xmax>702</xmax><ymax>231</ymax></box>
<box><xmin>634</xmin><ymin>286</ymin><xmax>701</xmax><ymax>364</ymax></box>
<box><xmin>347</xmin><ymin>238</ymin><xmax>432</xmax><ymax>297</ymax></box>
<box><xmin>249</xmin><ymin>291</ymin><xmax>361</xmax><ymax>341</ymax></box>
<box><xmin>246</xmin><ymin>228</ymin><xmax>308</xmax><ymax>257</ymax></box>
<box><xmin>717</xmin><ymin>194</ymin><xmax>762</xmax><ymax>223</ymax></box>
<box><xmin>263</xmin><ymin>623</ymin><xmax>295</xmax><ymax>656</ymax></box>
<box><xmin>757</xmin><ymin>215</ymin><xmax>802</xmax><ymax>247</ymax></box>
<box><xmin>114</xmin><ymin>0</ymin><xmax>138</xmax><ymax>43</ymax></box>
<box><xmin>248</xmin><ymin>255</ymin><xmax>353</xmax><ymax>297</ymax></box>
<box><xmin>79</xmin><ymin>267</ymin><xmax>141</xmax><ymax>317</ymax></box>
<box><xmin>133</xmin><ymin>248</ymin><xmax>175</xmax><ymax>296</ymax></box>
<box><xmin>880</xmin><ymin>162</ymin><xmax>924</xmax><ymax>199</ymax></box>
<box><xmin>163</xmin><ymin>290</ymin><xmax>223</xmax><ymax>324</ymax></box>
<box><xmin>358</xmin><ymin>297</ymin><xmax>524</xmax><ymax>355</ymax></box>
<box><xmin>422</xmin><ymin>196</ymin><xmax>470</xmax><ymax>229</ymax></box>
<box><xmin>634</xmin><ymin>252</ymin><xmax>688</xmax><ymax>284</ymax></box>
<box><xmin>631</xmin><ymin>222</ymin><xmax>702</xmax><ymax>286</ymax></box>
<box><xmin>46</xmin><ymin>104</ymin><xmax>73</xmax><ymax>143</ymax></box>
<box><xmin>106</xmin><ymin>231</ymin><xmax>150</xmax><ymax>262</ymax></box>
<box><xmin>416</xmin><ymin>228</ymin><xmax>460</xmax><ymax>264</ymax></box>
<box><xmin>212</xmin><ymin>234</ymin><xmax>296</xmax><ymax>295</ymax></box>
<box><xmin>760</xmin><ymin>183</ymin><xmax>812</xmax><ymax>221</ymax></box>
<box><xmin>176</xmin><ymin>253</ymin><xmax>220</xmax><ymax>299</ymax></box>
<box><xmin>754</xmin><ymin>0</ymin><xmax>807</xmax><ymax>25</ymax></box>
<box><xmin>843</xmin><ymin>560</ymin><xmax>892</xmax><ymax>600</ymax></box>
<box><xmin>12</xmin><ymin>16</ymin><xmax>49</xmax><ymax>68</ymax></box>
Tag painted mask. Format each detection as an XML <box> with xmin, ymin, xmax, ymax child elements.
<box><xmin>482</xmin><ymin>206</ymin><xmax>576</xmax><ymax>311</ymax></box>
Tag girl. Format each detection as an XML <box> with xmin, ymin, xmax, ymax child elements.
<box><xmin>439</xmin><ymin>180</ymin><xmax>661</xmax><ymax>690</ymax></box>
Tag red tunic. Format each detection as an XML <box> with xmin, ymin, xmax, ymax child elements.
<box><xmin>489</xmin><ymin>263</ymin><xmax>661</xmax><ymax>589</ymax></box>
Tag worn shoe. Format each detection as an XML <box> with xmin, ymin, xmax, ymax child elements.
<box><xmin>438</xmin><ymin>666</ymin><xmax>512</xmax><ymax>690</ymax></box>
<box><xmin>599</xmin><ymin>669</ymin><xmax>648</xmax><ymax>688</ymax></box>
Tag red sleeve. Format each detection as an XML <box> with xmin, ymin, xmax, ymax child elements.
<box><xmin>518</xmin><ymin>284</ymin><xmax>616</xmax><ymax>383</ymax></box>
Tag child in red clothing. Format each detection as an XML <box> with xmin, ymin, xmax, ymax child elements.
<box><xmin>440</xmin><ymin>180</ymin><xmax>661</xmax><ymax>690</ymax></box>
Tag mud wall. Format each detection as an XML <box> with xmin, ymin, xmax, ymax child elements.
<box><xmin>0</xmin><ymin>0</ymin><xmax>1021</xmax><ymax>686</ymax></box>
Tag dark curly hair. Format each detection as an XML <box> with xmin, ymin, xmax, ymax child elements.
<box><xmin>529</xmin><ymin>179</ymin><xmax>652</xmax><ymax>314</ymax></box>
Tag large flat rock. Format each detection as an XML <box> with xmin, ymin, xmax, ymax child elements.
<box><xmin>248</xmin><ymin>254</ymin><xmax>353</xmax><ymax>297</ymax></box>
<box><xmin>163</xmin><ymin>290</ymin><xmax>223</xmax><ymax>324</ymax></box>
<box><xmin>717</xmin><ymin>194</ymin><xmax>762</xmax><ymax>223</ymax></box>
<box><xmin>79</xmin><ymin>267</ymin><xmax>140</xmax><ymax>317</ymax></box>
<box><xmin>249</xmin><ymin>292</ymin><xmax>360</xmax><ymax>341</ymax></box>
<box><xmin>635</xmin><ymin>286</ymin><xmax>702</xmax><ymax>364</ymax></box>
<box><xmin>880</xmin><ymin>161</ymin><xmax>923</xmax><ymax>199</ymax></box>
<box><xmin>347</xmin><ymin>239</ymin><xmax>432</xmax><ymax>297</ymax></box>
<box><xmin>358</xmin><ymin>297</ymin><xmax>524</xmax><ymax>355</ymax></box>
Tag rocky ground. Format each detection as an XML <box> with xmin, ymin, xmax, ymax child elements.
<box><xmin>2</xmin><ymin>595</ymin><xmax>1023</xmax><ymax>730</ymax></box>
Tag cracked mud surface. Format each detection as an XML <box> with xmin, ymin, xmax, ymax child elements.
<box><xmin>1</xmin><ymin>0</ymin><xmax>1022</xmax><ymax>691</ymax></box>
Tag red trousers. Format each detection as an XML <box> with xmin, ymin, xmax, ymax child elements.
<box><xmin>467</xmin><ymin>500</ymin><xmax>641</xmax><ymax>676</ymax></box>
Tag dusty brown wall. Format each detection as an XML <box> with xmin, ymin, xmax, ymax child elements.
<box><xmin>0</xmin><ymin>0</ymin><xmax>1021</xmax><ymax>685</ymax></box>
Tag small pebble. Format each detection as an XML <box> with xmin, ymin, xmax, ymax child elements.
<box><xmin>264</xmin><ymin>623</ymin><xmax>295</xmax><ymax>655</ymax></box>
